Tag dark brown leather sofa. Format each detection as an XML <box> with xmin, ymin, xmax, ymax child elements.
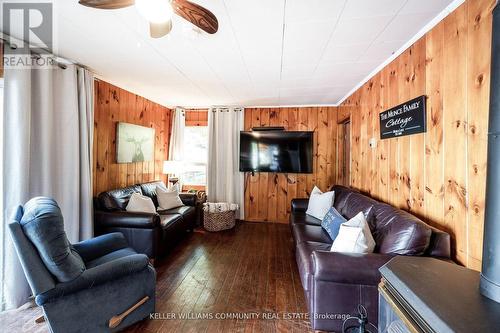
<box><xmin>94</xmin><ymin>181</ymin><xmax>197</xmax><ymax>263</ymax></box>
<box><xmin>290</xmin><ymin>185</ymin><xmax>451</xmax><ymax>332</ymax></box>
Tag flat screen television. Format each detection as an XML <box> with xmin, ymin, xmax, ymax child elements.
<box><xmin>239</xmin><ymin>131</ymin><xmax>313</xmax><ymax>173</ymax></box>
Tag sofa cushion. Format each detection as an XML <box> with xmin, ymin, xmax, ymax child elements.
<box><xmin>331</xmin><ymin>185</ymin><xmax>357</xmax><ymax>211</ymax></box>
<box><xmin>160</xmin><ymin>214</ymin><xmax>183</xmax><ymax>229</ymax></box>
<box><xmin>20</xmin><ymin>197</ymin><xmax>85</xmax><ymax>282</ymax></box>
<box><xmin>339</xmin><ymin>192</ymin><xmax>377</xmax><ymax>224</ymax></box>
<box><xmin>140</xmin><ymin>181</ymin><xmax>167</xmax><ymax>207</ymax></box>
<box><xmin>158</xmin><ymin>205</ymin><xmax>195</xmax><ymax>217</ymax></box>
<box><xmin>290</xmin><ymin>212</ymin><xmax>323</xmax><ymax>227</ymax></box>
<box><xmin>98</xmin><ymin>185</ymin><xmax>142</xmax><ymax>211</ymax></box>
<box><xmin>372</xmin><ymin>204</ymin><xmax>431</xmax><ymax>255</ymax></box>
<box><xmin>292</xmin><ymin>224</ymin><xmax>333</xmax><ymax>244</ymax></box>
<box><xmin>296</xmin><ymin>241</ymin><xmax>331</xmax><ymax>291</ymax></box>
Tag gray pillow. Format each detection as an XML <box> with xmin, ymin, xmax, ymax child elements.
<box><xmin>20</xmin><ymin>197</ymin><xmax>85</xmax><ymax>282</ymax></box>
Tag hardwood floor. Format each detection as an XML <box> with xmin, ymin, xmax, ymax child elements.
<box><xmin>1</xmin><ymin>222</ymin><xmax>312</xmax><ymax>333</ymax></box>
<box><xmin>127</xmin><ymin>222</ymin><xmax>312</xmax><ymax>333</ymax></box>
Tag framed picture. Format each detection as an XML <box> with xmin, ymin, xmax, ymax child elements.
<box><xmin>117</xmin><ymin>122</ymin><xmax>155</xmax><ymax>163</ymax></box>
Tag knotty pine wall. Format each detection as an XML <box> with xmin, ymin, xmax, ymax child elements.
<box><xmin>338</xmin><ymin>0</ymin><xmax>494</xmax><ymax>269</ymax></box>
<box><xmin>93</xmin><ymin>80</ymin><xmax>173</xmax><ymax>195</ymax></box>
<box><xmin>185</xmin><ymin>108</ymin><xmax>208</xmax><ymax>126</ymax></box>
<box><xmin>244</xmin><ymin>107</ymin><xmax>338</xmax><ymax>224</ymax></box>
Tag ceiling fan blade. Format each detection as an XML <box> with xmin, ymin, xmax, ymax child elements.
<box><xmin>78</xmin><ymin>0</ymin><xmax>134</xmax><ymax>9</ymax></box>
<box><xmin>172</xmin><ymin>0</ymin><xmax>218</xmax><ymax>34</ymax></box>
<box><xmin>149</xmin><ymin>20</ymin><xmax>173</xmax><ymax>38</ymax></box>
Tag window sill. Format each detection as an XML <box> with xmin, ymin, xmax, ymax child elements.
<box><xmin>182</xmin><ymin>185</ymin><xmax>206</xmax><ymax>192</ymax></box>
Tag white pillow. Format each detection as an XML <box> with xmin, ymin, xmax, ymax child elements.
<box><xmin>126</xmin><ymin>193</ymin><xmax>156</xmax><ymax>214</ymax></box>
<box><xmin>156</xmin><ymin>186</ymin><xmax>184</xmax><ymax>210</ymax></box>
<box><xmin>330</xmin><ymin>212</ymin><xmax>375</xmax><ymax>254</ymax></box>
<box><xmin>306</xmin><ymin>186</ymin><xmax>335</xmax><ymax>220</ymax></box>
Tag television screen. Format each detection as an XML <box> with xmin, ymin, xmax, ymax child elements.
<box><xmin>239</xmin><ymin>131</ymin><xmax>313</xmax><ymax>173</ymax></box>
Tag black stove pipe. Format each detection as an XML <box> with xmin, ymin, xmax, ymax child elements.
<box><xmin>480</xmin><ymin>0</ymin><xmax>500</xmax><ymax>303</ymax></box>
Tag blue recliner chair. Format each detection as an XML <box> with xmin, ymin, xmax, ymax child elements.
<box><xmin>8</xmin><ymin>197</ymin><xmax>156</xmax><ymax>333</ymax></box>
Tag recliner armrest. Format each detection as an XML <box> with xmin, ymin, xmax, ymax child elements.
<box><xmin>179</xmin><ymin>193</ymin><xmax>197</xmax><ymax>207</ymax></box>
<box><xmin>73</xmin><ymin>233</ymin><xmax>128</xmax><ymax>263</ymax></box>
<box><xmin>35</xmin><ymin>254</ymin><xmax>150</xmax><ymax>305</ymax></box>
<box><xmin>312</xmin><ymin>251</ymin><xmax>395</xmax><ymax>286</ymax></box>
<box><xmin>291</xmin><ymin>198</ymin><xmax>309</xmax><ymax>213</ymax></box>
<box><xmin>94</xmin><ymin>210</ymin><xmax>161</xmax><ymax>229</ymax></box>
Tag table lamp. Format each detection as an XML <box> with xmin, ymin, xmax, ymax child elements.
<box><xmin>163</xmin><ymin>160</ymin><xmax>180</xmax><ymax>189</ymax></box>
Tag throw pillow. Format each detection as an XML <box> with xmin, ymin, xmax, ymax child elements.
<box><xmin>20</xmin><ymin>197</ymin><xmax>85</xmax><ymax>282</ymax></box>
<box><xmin>331</xmin><ymin>212</ymin><xmax>375</xmax><ymax>253</ymax></box>
<box><xmin>126</xmin><ymin>192</ymin><xmax>156</xmax><ymax>214</ymax></box>
<box><xmin>156</xmin><ymin>186</ymin><xmax>184</xmax><ymax>211</ymax></box>
<box><xmin>306</xmin><ymin>186</ymin><xmax>335</xmax><ymax>220</ymax></box>
<box><xmin>321</xmin><ymin>207</ymin><xmax>347</xmax><ymax>241</ymax></box>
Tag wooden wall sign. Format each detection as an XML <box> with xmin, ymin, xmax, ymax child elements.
<box><xmin>379</xmin><ymin>95</ymin><xmax>426</xmax><ymax>139</ymax></box>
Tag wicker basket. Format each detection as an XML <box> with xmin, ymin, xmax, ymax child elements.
<box><xmin>203</xmin><ymin>210</ymin><xmax>236</xmax><ymax>232</ymax></box>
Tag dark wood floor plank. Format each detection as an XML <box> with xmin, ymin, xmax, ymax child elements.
<box><xmin>4</xmin><ymin>222</ymin><xmax>312</xmax><ymax>333</ymax></box>
<box><xmin>180</xmin><ymin>229</ymin><xmax>246</xmax><ymax>333</ymax></box>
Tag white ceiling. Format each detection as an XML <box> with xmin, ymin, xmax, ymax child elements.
<box><xmin>34</xmin><ymin>0</ymin><xmax>458</xmax><ymax>107</ymax></box>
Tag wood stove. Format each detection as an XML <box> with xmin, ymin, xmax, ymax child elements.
<box><xmin>378</xmin><ymin>256</ymin><xmax>500</xmax><ymax>333</ymax></box>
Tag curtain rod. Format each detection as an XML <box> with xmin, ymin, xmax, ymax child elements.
<box><xmin>2</xmin><ymin>36</ymin><xmax>68</xmax><ymax>70</ymax></box>
<box><xmin>1</xmin><ymin>34</ymin><xmax>92</xmax><ymax>72</ymax></box>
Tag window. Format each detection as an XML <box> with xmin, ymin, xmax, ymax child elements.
<box><xmin>183</xmin><ymin>126</ymin><xmax>208</xmax><ymax>185</ymax></box>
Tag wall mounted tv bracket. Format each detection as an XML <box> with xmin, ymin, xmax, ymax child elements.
<box><xmin>251</xmin><ymin>127</ymin><xmax>285</xmax><ymax>131</ymax></box>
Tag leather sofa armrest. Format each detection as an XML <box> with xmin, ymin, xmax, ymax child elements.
<box><xmin>291</xmin><ymin>198</ymin><xmax>309</xmax><ymax>213</ymax></box>
<box><xmin>35</xmin><ymin>254</ymin><xmax>150</xmax><ymax>305</ymax></box>
<box><xmin>312</xmin><ymin>251</ymin><xmax>395</xmax><ymax>286</ymax></box>
<box><xmin>73</xmin><ymin>233</ymin><xmax>128</xmax><ymax>263</ymax></box>
<box><xmin>94</xmin><ymin>210</ymin><xmax>161</xmax><ymax>229</ymax></box>
<box><xmin>425</xmin><ymin>226</ymin><xmax>452</xmax><ymax>259</ymax></box>
<box><xmin>179</xmin><ymin>193</ymin><xmax>197</xmax><ymax>207</ymax></box>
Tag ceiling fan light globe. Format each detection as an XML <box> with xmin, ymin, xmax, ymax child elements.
<box><xmin>135</xmin><ymin>0</ymin><xmax>173</xmax><ymax>23</ymax></box>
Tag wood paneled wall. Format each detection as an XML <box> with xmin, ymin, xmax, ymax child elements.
<box><xmin>243</xmin><ymin>107</ymin><xmax>338</xmax><ymax>223</ymax></box>
<box><xmin>185</xmin><ymin>109</ymin><xmax>208</xmax><ymax>126</ymax></box>
<box><xmin>93</xmin><ymin>80</ymin><xmax>173</xmax><ymax>195</ymax></box>
<box><xmin>339</xmin><ymin>0</ymin><xmax>494</xmax><ymax>269</ymax></box>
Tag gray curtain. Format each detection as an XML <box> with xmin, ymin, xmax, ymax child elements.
<box><xmin>168</xmin><ymin>107</ymin><xmax>185</xmax><ymax>186</ymax></box>
<box><xmin>0</xmin><ymin>54</ymin><xmax>94</xmax><ymax>309</ymax></box>
<box><xmin>207</xmin><ymin>107</ymin><xmax>245</xmax><ymax>219</ymax></box>
<box><xmin>168</xmin><ymin>107</ymin><xmax>186</xmax><ymax>161</ymax></box>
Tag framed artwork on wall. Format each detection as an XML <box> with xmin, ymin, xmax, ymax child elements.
<box><xmin>117</xmin><ymin>122</ymin><xmax>154</xmax><ymax>163</ymax></box>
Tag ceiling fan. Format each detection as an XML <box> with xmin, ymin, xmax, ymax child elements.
<box><xmin>79</xmin><ymin>0</ymin><xmax>218</xmax><ymax>38</ymax></box>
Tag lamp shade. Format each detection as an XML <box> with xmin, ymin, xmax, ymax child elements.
<box><xmin>162</xmin><ymin>160</ymin><xmax>180</xmax><ymax>174</ymax></box>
